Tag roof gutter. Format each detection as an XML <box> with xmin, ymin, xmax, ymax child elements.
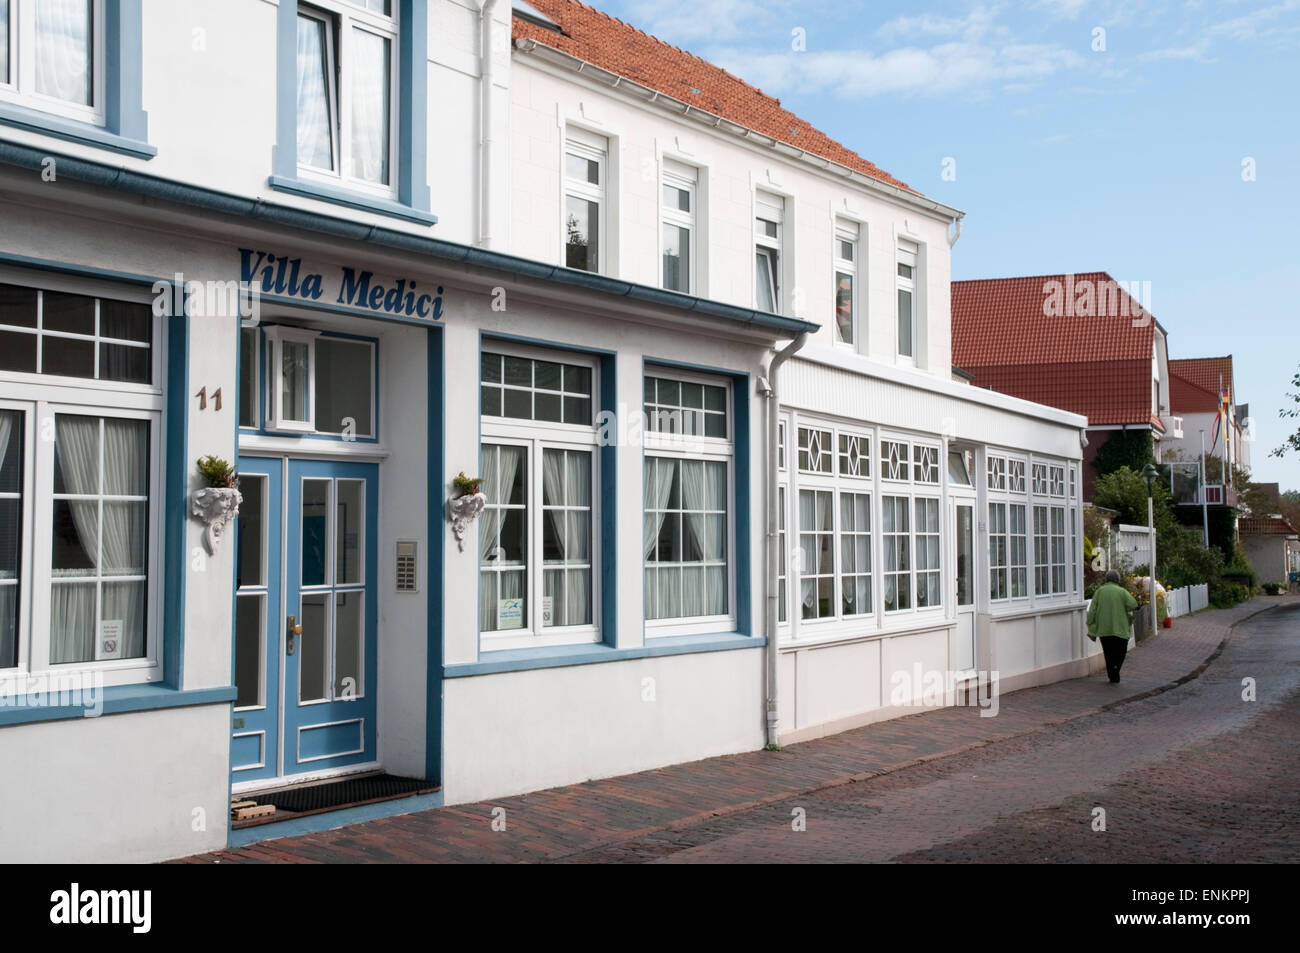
<box><xmin>513</xmin><ymin>37</ymin><xmax>964</xmax><ymax>225</ymax></box>
<box><xmin>0</xmin><ymin>142</ymin><xmax>819</xmax><ymax>337</ymax></box>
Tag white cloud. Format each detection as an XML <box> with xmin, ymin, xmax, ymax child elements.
<box><xmin>1138</xmin><ymin>38</ymin><xmax>1215</xmax><ymax>61</ymax></box>
<box><xmin>708</xmin><ymin>41</ymin><xmax>1085</xmax><ymax>99</ymax></box>
<box><xmin>611</xmin><ymin>0</ymin><xmax>793</xmax><ymax>45</ymax></box>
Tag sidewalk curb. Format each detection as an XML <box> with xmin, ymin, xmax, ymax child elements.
<box><xmin>551</xmin><ymin>600</ymin><xmax>1287</xmax><ymax>861</ymax></box>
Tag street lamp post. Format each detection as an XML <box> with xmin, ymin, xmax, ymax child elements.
<box><xmin>1198</xmin><ymin>429</ymin><xmax>1209</xmax><ymax>547</ymax></box>
<box><xmin>1142</xmin><ymin>463</ymin><xmax>1160</xmax><ymax>638</ymax></box>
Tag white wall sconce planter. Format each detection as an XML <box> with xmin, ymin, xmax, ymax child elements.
<box><xmin>448</xmin><ymin>492</ymin><xmax>487</xmax><ymax>552</ymax></box>
<box><xmin>447</xmin><ymin>472</ymin><xmax>487</xmax><ymax>552</ymax></box>
<box><xmin>193</xmin><ymin>487</ymin><xmax>243</xmax><ymax>556</ymax></box>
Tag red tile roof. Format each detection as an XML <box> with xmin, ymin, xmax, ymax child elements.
<box><xmin>1239</xmin><ymin>516</ymin><xmax>1299</xmax><ymax>536</ymax></box>
<box><xmin>1170</xmin><ymin>369</ymin><xmax>1220</xmax><ymax>414</ymax></box>
<box><xmin>951</xmin><ymin>273</ymin><xmax>1159</xmax><ymax>427</ymax></box>
<box><xmin>512</xmin><ymin>0</ymin><xmax>916</xmax><ymax>194</ymax></box>
<box><xmin>1170</xmin><ymin>357</ymin><xmax>1234</xmax><ymax>400</ymax></box>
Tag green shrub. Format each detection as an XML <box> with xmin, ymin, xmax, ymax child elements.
<box><xmin>1209</xmin><ymin>581</ymin><xmax>1248</xmax><ymax>608</ymax></box>
<box><xmin>1262</xmin><ymin>581</ymin><xmax>1287</xmax><ymax>595</ymax></box>
<box><xmin>196</xmin><ymin>455</ymin><xmax>238</xmax><ymax>489</ymax></box>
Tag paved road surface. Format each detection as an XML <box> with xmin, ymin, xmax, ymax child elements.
<box><xmin>561</xmin><ymin>603</ymin><xmax>1300</xmax><ymax>863</ymax></box>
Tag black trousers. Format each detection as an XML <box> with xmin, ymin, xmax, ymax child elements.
<box><xmin>1100</xmin><ymin>635</ymin><xmax>1129</xmax><ymax>683</ymax></box>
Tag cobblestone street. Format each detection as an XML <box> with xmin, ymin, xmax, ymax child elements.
<box><xmin>184</xmin><ymin>597</ymin><xmax>1300</xmax><ymax>864</ymax></box>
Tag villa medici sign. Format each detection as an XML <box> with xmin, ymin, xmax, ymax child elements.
<box><xmin>238</xmin><ymin>248</ymin><xmax>446</xmax><ymax>321</ymax></box>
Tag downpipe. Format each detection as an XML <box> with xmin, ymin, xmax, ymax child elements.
<box><xmin>764</xmin><ymin>332</ymin><xmax>808</xmax><ymax>747</ymax></box>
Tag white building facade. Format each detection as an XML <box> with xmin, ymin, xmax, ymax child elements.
<box><xmin>0</xmin><ymin>0</ymin><xmax>1094</xmax><ymax>863</ymax></box>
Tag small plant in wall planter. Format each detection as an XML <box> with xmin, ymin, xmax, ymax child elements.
<box><xmin>448</xmin><ymin>471</ymin><xmax>487</xmax><ymax>552</ymax></box>
<box><xmin>192</xmin><ymin>455</ymin><xmax>243</xmax><ymax>556</ymax></box>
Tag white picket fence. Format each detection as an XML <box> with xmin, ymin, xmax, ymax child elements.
<box><xmin>1166</xmin><ymin>583</ymin><xmax>1209</xmax><ymax>618</ymax></box>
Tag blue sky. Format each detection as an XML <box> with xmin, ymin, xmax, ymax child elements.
<box><xmin>596</xmin><ymin>0</ymin><xmax>1300</xmax><ymax>491</ymax></box>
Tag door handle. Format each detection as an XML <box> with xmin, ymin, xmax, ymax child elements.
<box><xmin>286</xmin><ymin>614</ymin><xmax>303</xmax><ymax>655</ymax></box>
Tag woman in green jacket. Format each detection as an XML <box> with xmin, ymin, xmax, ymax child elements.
<box><xmin>1087</xmin><ymin>570</ymin><xmax>1138</xmax><ymax>683</ymax></box>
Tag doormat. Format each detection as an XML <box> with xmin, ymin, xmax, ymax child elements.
<box><xmin>250</xmin><ymin>774</ymin><xmax>436</xmax><ymax>816</ymax></box>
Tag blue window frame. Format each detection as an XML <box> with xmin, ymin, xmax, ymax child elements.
<box><xmin>0</xmin><ymin>0</ymin><xmax>152</xmax><ymax>157</ymax></box>
<box><xmin>270</xmin><ymin>0</ymin><xmax>433</xmax><ymax>225</ymax></box>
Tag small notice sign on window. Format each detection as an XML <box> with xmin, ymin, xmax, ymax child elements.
<box><xmin>497</xmin><ymin>598</ymin><xmax>523</xmax><ymax>630</ymax></box>
<box><xmin>98</xmin><ymin>620</ymin><xmax>124</xmax><ymax>660</ymax></box>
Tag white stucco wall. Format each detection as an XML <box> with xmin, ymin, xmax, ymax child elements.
<box><xmin>0</xmin><ymin>705</ymin><xmax>230</xmax><ymax>863</ymax></box>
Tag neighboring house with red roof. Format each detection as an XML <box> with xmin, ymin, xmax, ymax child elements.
<box><xmin>951</xmin><ymin>272</ymin><xmax>1176</xmax><ymax>497</ymax></box>
<box><xmin>1163</xmin><ymin>356</ymin><xmax>1250</xmax><ymax>475</ymax></box>
<box><xmin>1239</xmin><ymin>516</ymin><xmax>1299</xmax><ymax>586</ymax></box>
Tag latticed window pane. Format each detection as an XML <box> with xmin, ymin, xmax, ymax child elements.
<box><xmin>881</xmin><ymin>440</ymin><xmax>909</xmax><ymax>481</ymax></box>
<box><xmin>987</xmin><ymin>455</ymin><xmax>1006</xmax><ymax>491</ymax></box>
<box><xmin>913</xmin><ymin>445</ymin><xmax>939</xmax><ymax>484</ymax></box>
<box><xmin>838</xmin><ymin>433</ymin><xmax>870</xmax><ymax>478</ymax></box>
<box><xmin>798</xmin><ymin>427</ymin><xmax>832</xmax><ymax>474</ymax></box>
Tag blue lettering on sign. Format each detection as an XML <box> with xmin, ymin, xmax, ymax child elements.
<box><xmin>239</xmin><ymin>248</ymin><xmax>443</xmax><ymax>322</ymax></box>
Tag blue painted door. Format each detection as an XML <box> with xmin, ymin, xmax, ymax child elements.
<box><xmin>231</xmin><ymin>457</ymin><xmax>283</xmax><ymax>783</ymax></box>
<box><xmin>282</xmin><ymin>459</ymin><xmax>379</xmax><ymax>775</ymax></box>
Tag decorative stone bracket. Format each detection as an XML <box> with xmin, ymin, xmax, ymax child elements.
<box><xmin>192</xmin><ymin>487</ymin><xmax>243</xmax><ymax>556</ymax></box>
<box><xmin>447</xmin><ymin>492</ymin><xmax>487</xmax><ymax>552</ymax></box>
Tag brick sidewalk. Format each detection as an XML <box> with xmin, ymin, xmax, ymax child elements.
<box><xmin>180</xmin><ymin>595</ymin><xmax>1296</xmax><ymax>864</ymax></box>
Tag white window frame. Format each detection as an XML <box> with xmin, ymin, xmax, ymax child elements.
<box><xmin>0</xmin><ymin>273</ymin><xmax>164</xmax><ymax>687</ymax></box>
<box><xmin>643</xmin><ymin>367</ymin><xmax>735</xmax><ymax>638</ymax></box>
<box><xmin>879</xmin><ymin>431</ymin><xmax>942</xmax><ymax>617</ymax></box>
<box><xmin>833</xmin><ymin>220</ymin><xmax>858</xmax><ymax>348</ymax></box>
<box><xmin>295</xmin><ymin>0</ymin><xmax>401</xmax><ymax>198</ymax></box>
<box><xmin>895</xmin><ymin>240</ymin><xmax>918</xmax><ymax>363</ymax></box>
<box><xmin>0</xmin><ymin>0</ymin><xmax>106</xmax><ymax>126</ymax></box>
<box><xmin>754</xmin><ymin>191</ymin><xmax>783</xmax><ymax>313</ymax></box>
<box><xmin>563</xmin><ymin>126</ymin><xmax>608</xmax><ymax>274</ymax></box>
<box><xmin>987</xmin><ymin>451</ymin><xmax>1030</xmax><ymax>604</ymax></box>
<box><xmin>480</xmin><ymin>342</ymin><xmax>602</xmax><ymax>650</ymax></box>
<box><xmin>263</xmin><ymin>325</ymin><xmax>320</xmax><ymax>434</ymax></box>
<box><xmin>660</xmin><ymin>158</ymin><xmax>696</xmax><ymax>294</ymax></box>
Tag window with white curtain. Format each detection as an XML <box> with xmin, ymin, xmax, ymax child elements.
<box><xmin>644</xmin><ymin>370</ymin><xmax>732</xmax><ymax>632</ymax></box>
<box><xmin>0</xmin><ymin>276</ymin><xmax>162</xmax><ymax>683</ymax></box>
<box><xmin>0</xmin><ymin>0</ymin><xmax>104</xmax><ymax>125</ymax></box>
<box><xmin>0</xmin><ymin>407</ymin><xmax>22</xmax><ymax>668</ymax></box>
<box><xmin>564</xmin><ymin>127</ymin><xmax>606</xmax><ymax>273</ymax></box>
<box><xmin>833</xmin><ymin>221</ymin><xmax>858</xmax><ymax>347</ymax></box>
<box><xmin>754</xmin><ymin>192</ymin><xmax>783</xmax><ymax>312</ymax></box>
<box><xmin>661</xmin><ymin>159</ymin><xmax>696</xmax><ymax>293</ymax></box>
<box><xmin>896</xmin><ymin>240</ymin><xmax>918</xmax><ymax>361</ymax></box>
<box><xmin>295</xmin><ymin>0</ymin><xmax>396</xmax><ymax>193</ymax></box>
<box><xmin>479</xmin><ymin>345</ymin><xmax>599</xmax><ymax>648</ymax></box>
<box><xmin>791</xmin><ymin>420</ymin><xmax>873</xmax><ymax>625</ymax></box>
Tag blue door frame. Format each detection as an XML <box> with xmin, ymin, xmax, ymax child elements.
<box><xmin>231</xmin><ymin>455</ymin><xmax>379</xmax><ymax>782</ymax></box>
<box><xmin>283</xmin><ymin>458</ymin><xmax>379</xmax><ymax>774</ymax></box>
<box><xmin>231</xmin><ymin>457</ymin><xmax>283</xmax><ymax>783</ymax></box>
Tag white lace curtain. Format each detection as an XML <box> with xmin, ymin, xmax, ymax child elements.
<box><xmin>0</xmin><ymin>412</ymin><xmax>15</xmax><ymax>666</ymax></box>
<box><xmin>479</xmin><ymin>445</ymin><xmax>524</xmax><ymax>631</ymax></box>
<box><xmin>34</xmin><ymin>0</ymin><xmax>92</xmax><ymax>106</ymax></box>
<box><xmin>50</xmin><ymin>417</ymin><xmax>146</xmax><ymax>664</ymax></box>
<box><xmin>348</xmin><ymin>28</ymin><xmax>390</xmax><ymax>185</ymax></box>
<box><xmin>542</xmin><ymin>450</ymin><xmax>591</xmax><ymax>627</ymax></box>
<box><xmin>295</xmin><ymin>13</ymin><xmax>334</xmax><ymax>171</ymax></box>
<box><xmin>645</xmin><ymin>458</ymin><xmax>726</xmax><ymax>619</ymax></box>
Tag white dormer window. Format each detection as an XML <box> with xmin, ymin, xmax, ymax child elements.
<box><xmin>896</xmin><ymin>240</ymin><xmax>918</xmax><ymax>362</ymax></box>
<box><xmin>754</xmin><ymin>191</ymin><xmax>783</xmax><ymax>312</ymax></box>
<box><xmin>661</xmin><ymin>159</ymin><xmax>696</xmax><ymax>293</ymax></box>
<box><xmin>834</xmin><ymin>221</ymin><xmax>858</xmax><ymax>347</ymax></box>
<box><xmin>564</xmin><ymin>127</ymin><xmax>607</xmax><ymax>274</ymax></box>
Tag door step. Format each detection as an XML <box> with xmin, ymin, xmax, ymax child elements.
<box><xmin>230</xmin><ymin>773</ymin><xmax>439</xmax><ymax>830</ymax></box>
